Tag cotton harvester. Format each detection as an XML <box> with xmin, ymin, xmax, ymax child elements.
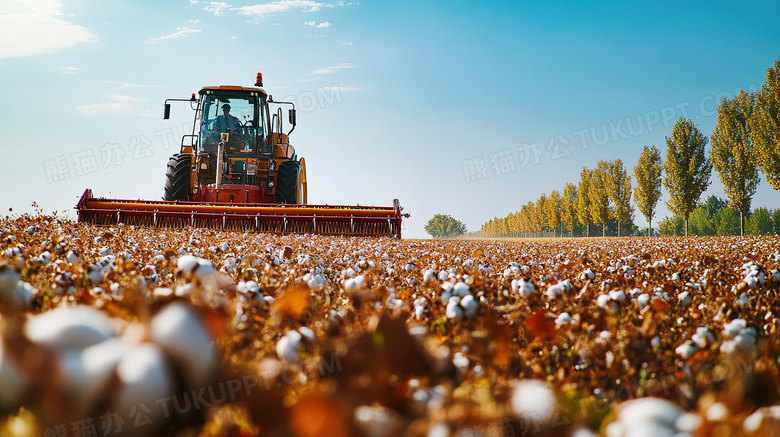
<box><xmin>76</xmin><ymin>73</ymin><xmax>406</xmax><ymax>237</ymax></box>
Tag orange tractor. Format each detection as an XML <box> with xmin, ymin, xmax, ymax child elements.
<box><xmin>76</xmin><ymin>73</ymin><xmax>406</xmax><ymax>237</ymax></box>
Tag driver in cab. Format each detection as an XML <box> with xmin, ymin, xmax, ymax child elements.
<box><xmin>213</xmin><ymin>104</ymin><xmax>241</xmax><ymax>133</ymax></box>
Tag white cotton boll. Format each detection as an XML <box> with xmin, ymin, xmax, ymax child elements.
<box><xmin>611</xmin><ymin>398</ymin><xmax>682</xmax><ymax>436</ymax></box>
<box><xmin>581</xmin><ymin>269</ymin><xmax>595</xmax><ymax>281</ymax></box>
<box><xmin>404</xmin><ymin>262</ymin><xmax>414</xmax><ymax>273</ymax></box>
<box><xmin>25</xmin><ymin>306</ymin><xmax>116</xmax><ymax>352</ymax></box>
<box><xmin>743</xmin><ymin>405</ymin><xmax>780</xmax><ymax>434</ymax></box>
<box><xmin>743</xmin><ymin>275</ymin><xmax>757</xmax><ymax>289</ymax></box>
<box><xmin>354</xmin><ymin>405</ymin><xmax>401</xmax><ymax>437</ymax></box>
<box><xmin>609</xmin><ymin>290</ymin><xmax>627</xmax><ymax>303</ymax></box>
<box><xmin>422</xmin><ymin>269</ymin><xmax>436</xmax><ymax>282</ymax></box>
<box><xmin>637</xmin><ymin>293</ymin><xmax>651</xmax><ymax>309</ymax></box>
<box><xmin>298</xmin><ymin>326</ymin><xmax>315</xmax><ymax>342</ymax></box>
<box><xmin>724</xmin><ymin>319</ymin><xmax>747</xmax><ymax>338</ymax></box>
<box><xmin>37</xmin><ymin>251</ymin><xmax>51</xmax><ymax>265</ymax></box>
<box><xmin>114</xmin><ymin>343</ymin><xmax>174</xmax><ymax>424</ymax></box>
<box><xmin>596</xmin><ymin>294</ymin><xmax>611</xmax><ymax>308</ymax></box>
<box><xmin>441</xmin><ymin>281</ymin><xmax>454</xmax><ymax>294</ymax></box>
<box><xmin>437</xmin><ymin>271</ymin><xmax>448</xmax><ymax>281</ymax></box>
<box><xmin>177</xmin><ymin>255</ymin><xmax>201</xmax><ymax>274</ymax></box>
<box><xmin>678</xmin><ymin>291</ymin><xmax>692</xmax><ymax>306</ymax></box>
<box><xmin>446</xmin><ymin>297</ymin><xmax>463</xmax><ymax>321</ymax></box>
<box><xmin>460</xmin><ymin>294</ymin><xmax>478</xmax><ymax>319</ymax></box>
<box><xmin>692</xmin><ymin>327</ymin><xmax>715</xmax><ymax>348</ymax></box>
<box><xmin>150</xmin><ymin>302</ymin><xmax>217</xmax><ymax>387</ymax></box>
<box><xmin>671</xmin><ymin>272</ymin><xmax>682</xmax><ymax>282</ymax></box>
<box><xmin>721</xmin><ymin>332</ymin><xmax>756</xmax><ymax>356</ymax></box>
<box><xmin>175</xmin><ymin>283</ymin><xmax>195</xmax><ymax>297</ymax></box>
<box><xmin>546</xmin><ymin>282</ymin><xmax>565</xmax><ymax>299</ymax></box>
<box><xmin>556</xmin><ymin>312</ymin><xmax>571</xmax><ymax>326</ymax></box>
<box><xmin>511</xmin><ymin>380</ymin><xmax>557</xmax><ymax>422</ymax></box>
<box><xmin>651</xmin><ymin>336</ymin><xmax>661</xmax><ymax>348</ymax></box>
<box><xmin>736</xmin><ymin>292</ymin><xmax>749</xmax><ymax>306</ymax></box>
<box><xmin>0</xmin><ymin>340</ymin><xmax>26</xmax><ymax>410</ymax></box>
<box><xmin>277</xmin><ymin>330</ymin><xmax>302</xmax><ymax>363</ymax></box>
<box><xmin>153</xmin><ymin>287</ymin><xmax>174</xmax><ymax>298</ymax></box>
<box><xmin>453</xmin><ymin>282</ymin><xmax>470</xmax><ymax>297</ymax></box>
<box><xmin>219</xmin><ymin>242</ymin><xmax>229</xmax><ymax>252</ymax></box>
<box><xmin>675</xmin><ymin>341</ymin><xmax>699</xmax><ymax>359</ymax></box>
<box><xmin>66</xmin><ymin>250</ymin><xmax>79</xmax><ymax>264</ymax></box>
<box><xmin>415</xmin><ymin>305</ymin><xmax>426</xmax><ymax>320</ymax></box>
<box><xmin>517</xmin><ymin>279</ymin><xmax>536</xmax><ymax>298</ymax></box>
<box><xmin>345</xmin><ymin>275</ymin><xmax>366</xmax><ymax>291</ymax></box>
<box><xmin>61</xmin><ymin>337</ymin><xmax>128</xmax><ymax>416</ymax></box>
<box><xmin>87</xmin><ymin>265</ymin><xmax>104</xmax><ymax>285</ymax></box>
<box><xmin>452</xmin><ymin>352</ymin><xmax>470</xmax><ymax>373</ymax></box>
<box><xmin>628</xmin><ymin>288</ymin><xmax>642</xmax><ymax>298</ymax></box>
<box><xmin>771</xmin><ymin>270</ymin><xmax>780</xmax><ymax>282</ymax></box>
<box><xmin>344</xmin><ymin>267</ymin><xmax>356</xmax><ymax>278</ymax></box>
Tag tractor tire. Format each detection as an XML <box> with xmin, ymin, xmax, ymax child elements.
<box><xmin>163</xmin><ymin>154</ymin><xmax>191</xmax><ymax>201</ymax></box>
<box><xmin>275</xmin><ymin>160</ymin><xmax>300</xmax><ymax>204</ymax></box>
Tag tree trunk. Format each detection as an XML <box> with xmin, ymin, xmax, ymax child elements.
<box><xmin>602</xmin><ymin>223</ymin><xmax>605</xmax><ymax>238</ymax></box>
<box><xmin>617</xmin><ymin>221</ymin><xmax>621</xmax><ymax>237</ymax></box>
<box><xmin>740</xmin><ymin>210</ymin><xmax>744</xmax><ymax>236</ymax></box>
<box><xmin>684</xmin><ymin>217</ymin><xmax>689</xmax><ymax>237</ymax></box>
<box><xmin>648</xmin><ymin>219</ymin><xmax>651</xmax><ymax>237</ymax></box>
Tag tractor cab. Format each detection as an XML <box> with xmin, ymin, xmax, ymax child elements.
<box><xmin>197</xmin><ymin>88</ymin><xmax>268</xmax><ymax>154</ymax></box>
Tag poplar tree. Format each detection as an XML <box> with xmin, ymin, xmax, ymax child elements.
<box><xmin>561</xmin><ymin>183</ymin><xmax>578</xmax><ymax>237</ymax></box>
<box><xmin>750</xmin><ymin>60</ymin><xmax>780</xmax><ymax>189</ymax></box>
<box><xmin>711</xmin><ymin>91</ymin><xmax>761</xmax><ymax>236</ymax></box>
<box><xmin>577</xmin><ymin>168</ymin><xmax>593</xmax><ymax>237</ymax></box>
<box><xmin>604</xmin><ymin>158</ymin><xmax>633</xmax><ymax>237</ymax></box>
<box><xmin>546</xmin><ymin>190</ymin><xmax>562</xmax><ymax>237</ymax></box>
<box><xmin>663</xmin><ymin>117</ymin><xmax>712</xmax><ymax>236</ymax></box>
<box><xmin>634</xmin><ymin>145</ymin><xmax>663</xmax><ymax>236</ymax></box>
<box><xmin>589</xmin><ymin>161</ymin><xmax>610</xmax><ymax>237</ymax></box>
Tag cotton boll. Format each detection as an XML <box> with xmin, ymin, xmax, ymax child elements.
<box><xmin>113</xmin><ymin>343</ymin><xmax>175</xmax><ymax>425</ymax></box>
<box><xmin>511</xmin><ymin>380</ymin><xmax>557</xmax><ymax>422</ymax></box>
<box><xmin>596</xmin><ymin>294</ymin><xmax>611</xmax><ymax>308</ymax></box>
<box><xmin>555</xmin><ymin>312</ymin><xmax>571</xmax><ymax>326</ymax></box>
<box><xmin>437</xmin><ymin>271</ymin><xmax>448</xmax><ymax>281</ymax></box>
<box><xmin>422</xmin><ymin>269</ymin><xmax>436</xmax><ymax>283</ymax></box>
<box><xmin>517</xmin><ymin>279</ymin><xmax>536</xmax><ymax>298</ymax></box>
<box><xmin>345</xmin><ymin>275</ymin><xmax>366</xmax><ymax>291</ymax></box>
<box><xmin>581</xmin><ymin>269</ymin><xmax>595</xmax><ymax>281</ymax></box>
<box><xmin>60</xmin><ymin>337</ymin><xmax>128</xmax><ymax>416</ymax></box>
<box><xmin>692</xmin><ymin>327</ymin><xmax>715</xmax><ymax>348</ymax></box>
<box><xmin>25</xmin><ymin>306</ymin><xmax>116</xmax><ymax>352</ymax></box>
<box><xmin>277</xmin><ymin>330</ymin><xmax>303</xmax><ymax>363</ymax></box>
<box><xmin>637</xmin><ymin>293</ymin><xmax>651</xmax><ymax>309</ymax></box>
<box><xmin>675</xmin><ymin>341</ymin><xmax>699</xmax><ymax>359</ymax></box>
<box><xmin>415</xmin><ymin>305</ymin><xmax>426</xmax><ymax>320</ymax></box>
<box><xmin>723</xmin><ymin>319</ymin><xmax>747</xmax><ymax>338</ymax></box>
<box><xmin>609</xmin><ymin>289</ymin><xmax>627</xmax><ymax>303</ymax></box>
<box><xmin>452</xmin><ymin>352</ymin><xmax>470</xmax><ymax>373</ymax></box>
<box><xmin>298</xmin><ymin>326</ymin><xmax>316</xmax><ymax>342</ymax></box>
<box><xmin>446</xmin><ymin>297</ymin><xmax>463</xmax><ymax>321</ymax></box>
<box><xmin>150</xmin><ymin>302</ymin><xmax>217</xmax><ymax>388</ymax></box>
<box><xmin>609</xmin><ymin>398</ymin><xmax>683</xmax><ymax>437</ymax></box>
<box><xmin>460</xmin><ymin>294</ymin><xmax>478</xmax><ymax>319</ymax></box>
<box><xmin>743</xmin><ymin>405</ymin><xmax>780</xmax><ymax>435</ymax></box>
<box><xmin>354</xmin><ymin>405</ymin><xmax>402</xmax><ymax>437</ymax></box>
<box><xmin>678</xmin><ymin>291</ymin><xmax>692</xmax><ymax>306</ymax></box>
<box><xmin>453</xmin><ymin>282</ymin><xmax>470</xmax><ymax>297</ymax></box>
<box><xmin>546</xmin><ymin>282</ymin><xmax>565</xmax><ymax>299</ymax></box>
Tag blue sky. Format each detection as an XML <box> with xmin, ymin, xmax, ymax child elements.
<box><xmin>1</xmin><ymin>0</ymin><xmax>779</xmax><ymax>238</ymax></box>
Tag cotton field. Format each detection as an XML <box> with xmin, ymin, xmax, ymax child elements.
<box><xmin>1</xmin><ymin>214</ymin><xmax>780</xmax><ymax>437</ymax></box>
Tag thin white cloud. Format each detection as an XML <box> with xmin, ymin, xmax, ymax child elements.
<box><xmin>74</xmin><ymin>102</ymin><xmax>135</xmax><ymax>116</ymax></box>
<box><xmin>104</xmin><ymin>81</ymin><xmax>162</xmax><ymax>89</ymax></box>
<box><xmin>186</xmin><ymin>19</ymin><xmax>201</xmax><ymax>24</ymax></box>
<box><xmin>337</xmin><ymin>40</ymin><xmax>352</xmax><ymax>46</ymax></box>
<box><xmin>331</xmin><ymin>85</ymin><xmax>365</xmax><ymax>92</ymax></box>
<box><xmin>0</xmin><ymin>0</ymin><xmax>96</xmax><ymax>60</ymax></box>
<box><xmin>234</xmin><ymin>1</ymin><xmax>332</xmax><ymax>20</ymax></box>
<box><xmin>312</xmin><ymin>63</ymin><xmax>353</xmax><ymax>74</ymax></box>
<box><xmin>304</xmin><ymin>20</ymin><xmax>330</xmax><ymax>28</ymax></box>
<box><xmin>203</xmin><ymin>2</ymin><xmax>231</xmax><ymax>16</ymax></box>
<box><xmin>59</xmin><ymin>66</ymin><xmax>80</xmax><ymax>74</ymax></box>
<box><xmin>146</xmin><ymin>26</ymin><xmax>201</xmax><ymax>44</ymax></box>
<box><xmin>109</xmin><ymin>94</ymin><xmax>145</xmax><ymax>102</ymax></box>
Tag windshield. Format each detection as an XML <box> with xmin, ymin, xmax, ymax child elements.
<box><xmin>199</xmin><ymin>93</ymin><xmax>266</xmax><ymax>153</ymax></box>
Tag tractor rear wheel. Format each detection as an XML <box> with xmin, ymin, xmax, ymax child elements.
<box><xmin>276</xmin><ymin>160</ymin><xmax>300</xmax><ymax>204</ymax></box>
<box><xmin>163</xmin><ymin>154</ymin><xmax>191</xmax><ymax>201</ymax></box>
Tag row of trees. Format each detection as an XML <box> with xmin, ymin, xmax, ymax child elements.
<box><xmin>481</xmin><ymin>60</ymin><xmax>780</xmax><ymax>238</ymax></box>
<box><xmin>658</xmin><ymin>196</ymin><xmax>780</xmax><ymax>236</ymax></box>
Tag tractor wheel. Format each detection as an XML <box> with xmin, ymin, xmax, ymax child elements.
<box><xmin>163</xmin><ymin>154</ymin><xmax>191</xmax><ymax>201</ymax></box>
<box><xmin>276</xmin><ymin>160</ymin><xmax>300</xmax><ymax>204</ymax></box>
